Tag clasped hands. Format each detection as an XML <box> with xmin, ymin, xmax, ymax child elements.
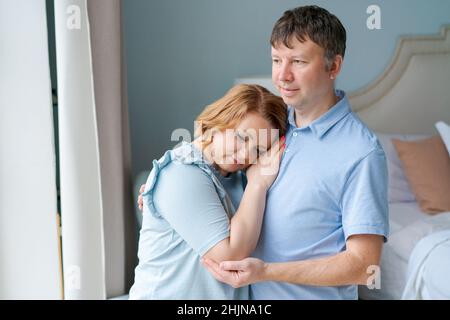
<box><xmin>201</xmin><ymin>257</ymin><xmax>267</xmax><ymax>288</ymax></box>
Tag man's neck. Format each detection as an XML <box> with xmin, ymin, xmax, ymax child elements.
<box><xmin>294</xmin><ymin>91</ymin><xmax>339</xmax><ymax>128</ymax></box>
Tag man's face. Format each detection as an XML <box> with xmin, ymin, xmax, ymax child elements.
<box><xmin>271</xmin><ymin>37</ymin><xmax>334</xmax><ymax>110</ymax></box>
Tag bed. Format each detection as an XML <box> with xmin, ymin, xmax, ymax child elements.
<box><xmin>351</xmin><ymin>25</ymin><xmax>450</xmax><ymax>300</ymax></box>
<box><xmin>236</xmin><ymin>25</ymin><xmax>450</xmax><ymax>299</ymax></box>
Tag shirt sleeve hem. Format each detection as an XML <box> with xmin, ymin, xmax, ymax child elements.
<box><xmin>197</xmin><ymin>229</ymin><xmax>230</xmax><ymax>257</ymax></box>
<box><xmin>344</xmin><ymin>225</ymin><xmax>389</xmax><ymax>243</ymax></box>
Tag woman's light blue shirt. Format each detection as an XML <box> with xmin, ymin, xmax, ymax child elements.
<box><xmin>129</xmin><ymin>142</ymin><xmax>248</xmax><ymax>299</ymax></box>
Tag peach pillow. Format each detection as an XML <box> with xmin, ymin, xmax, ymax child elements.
<box><xmin>392</xmin><ymin>135</ymin><xmax>450</xmax><ymax>214</ymax></box>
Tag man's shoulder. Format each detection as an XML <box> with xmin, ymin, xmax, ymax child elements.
<box><xmin>333</xmin><ymin>111</ymin><xmax>383</xmax><ymax>159</ymax></box>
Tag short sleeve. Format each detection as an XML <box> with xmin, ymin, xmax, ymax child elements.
<box><xmin>147</xmin><ymin>162</ymin><xmax>231</xmax><ymax>256</ymax></box>
<box><xmin>341</xmin><ymin>147</ymin><xmax>389</xmax><ymax>242</ymax></box>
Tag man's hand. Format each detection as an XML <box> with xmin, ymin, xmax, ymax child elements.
<box><xmin>202</xmin><ymin>234</ymin><xmax>384</xmax><ymax>288</ymax></box>
<box><xmin>201</xmin><ymin>257</ymin><xmax>266</xmax><ymax>288</ymax></box>
<box><xmin>137</xmin><ymin>184</ymin><xmax>145</xmax><ymax>211</ymax></box>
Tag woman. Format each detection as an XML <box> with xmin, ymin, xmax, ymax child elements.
<box><xmin>129</xmin><ymin>84</ymin><xmax>287</xmax><ymax>299</ymax></box>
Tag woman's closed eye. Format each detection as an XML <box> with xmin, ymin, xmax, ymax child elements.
<box><xmin>257</xmin><ymin>148</ymin><xmax>267</xmax><ymax>156</ymax></box>
<box><xmin>236</xmin><ymin>131</ymin><xmax>249</xmax><ymax>143</ymax></box>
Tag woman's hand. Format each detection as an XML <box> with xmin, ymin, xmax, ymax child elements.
<box><xmin>245</xmin><ymin>136</ymin><xmax>285</xmax><ymax>190</ymax></box>
<box><xmin>137</xmin><ymin>184</ymin><xmax>145</xmax><ymax>211</ymax></box>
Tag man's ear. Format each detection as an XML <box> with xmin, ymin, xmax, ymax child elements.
<box><xmin>329</xmin><ymin>55</ymin><xmax>343</xmax><ymax>80</ymax></box>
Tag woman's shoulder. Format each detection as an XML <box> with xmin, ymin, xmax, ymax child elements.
<box><xmin>146</xmin><ymin>144</ymin><xmax>211</xmax><ymax>188</ymax></box>
<box><xmin>158</xmin><ymin>158</ymin><xmax>209</xmax><ymax>182</ymax></box>
<box><xmin>142</xmin><ymin>143</ymin><xmax>216</xmax><ymax>215</ymax></box>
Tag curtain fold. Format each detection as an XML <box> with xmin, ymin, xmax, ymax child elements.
<box><xmin>54</xmin><ymin>0</ymin><xmax>106</xmax><ymax>299</ymax></box>
<box><xmin>87</xmin><ymin>0</ymin><xmax>135</xmax><ymax>298</ymax></box>
<box><xmin>54</xmin><ymin>0</ymin><xmax>134</xmax><ymax>299</ymax></box>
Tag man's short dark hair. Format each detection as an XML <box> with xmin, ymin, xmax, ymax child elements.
<box><xmin>270</xmin><ymin>6</ymin><xmax>346</xmax><ymax>67</ymax></box>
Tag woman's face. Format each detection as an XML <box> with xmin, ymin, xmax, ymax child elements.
<box><xmin>210</xmin><ymin>112</ymin><xmax>278</xmax><ymax>173</ymax></box>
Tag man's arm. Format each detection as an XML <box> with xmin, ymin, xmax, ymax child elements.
<box><xmin>202</xmin><ymin>234</ymin><xmax>383</xmax><ymax>288</ymax></box>
<box><xmin>264</xmin><ymin>234</ymin><xmax>383</xmax><ymax>286</ymax></box>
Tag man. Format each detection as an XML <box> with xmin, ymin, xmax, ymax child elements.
<box><xmin>201</xmin><ymin>6</ymin><xmax>388</xmax><ymax>300</ymax></box>
<box><xmin>139</xmin><ymin>6</ymin><xmax>389</xmax><ymax>300</ymax></box>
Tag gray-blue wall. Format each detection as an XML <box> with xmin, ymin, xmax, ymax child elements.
<box><xmin>123</xmin><ymin>0</ymin><xmax>450</xmax><ymax>178</ymax></box>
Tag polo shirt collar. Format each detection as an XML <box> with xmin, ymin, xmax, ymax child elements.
<box><xmin>287</xmin><ymin>90</ymin><xmax>350</xmax><ymax>139</ymax></box>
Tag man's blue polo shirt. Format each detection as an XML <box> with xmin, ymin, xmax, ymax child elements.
<box><xmin>251</xmin><ymin>90</ymin><xmax>389</xmax><ymax>300</ymax></box>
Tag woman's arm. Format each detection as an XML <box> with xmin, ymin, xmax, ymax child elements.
<box><xmin>203</xmin><ymin>182</ymin><xmax>268</xmax><ymax>262</ymax></box>
<box><xmin>203</xmin><ymin>140</ymin><xmax>285</xmax><ymax>263</ymax></box>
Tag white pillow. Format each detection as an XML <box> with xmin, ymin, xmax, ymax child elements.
<box><xmin>376</xmin><ymin>132</ymin><xmax>430</xmax><ymax>203</ymax></box>
<box><xmin>435</xmin><ymin>121</ymin><xmax>450</xmax><ymax>156</ymax></box>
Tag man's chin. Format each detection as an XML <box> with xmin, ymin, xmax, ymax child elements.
<box><xmin>281</xmin><ymin>95</ymin><xmax>300</xmax><ymax>106</ymax></box>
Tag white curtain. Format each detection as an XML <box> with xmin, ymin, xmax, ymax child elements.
<box><xmin>0</xmin><ymin>0</ymin><xmax>134</xmax><ymax>300</ymax></box>
<box><xmin>54</xmin><ymin>0</ymin><xmax>106</xmax><ymax>300</ymax></box>
<box><xmin>54</xmin><ymin>0</ymin><xmax>134</xmax><ymax>299</ymax></box>
<box><xmin>0</xmin><ymin>0</ymin><xmax>62</xmax><ymax>299</ymax></box>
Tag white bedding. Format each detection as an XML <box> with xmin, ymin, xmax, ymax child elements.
<box><xmin>402</xmin><ymin>229</ymin><xmax>450</xmax><ymax>299</ymax></box>
<box><xmin>388</xmin><ymin>202</ymin><xmax>426</xmax><ymax>234</ymax></box>
<box><xmin>359</xmin><ymin>203</ymin><xmax>450</xmax><ymax>300</ymax></box>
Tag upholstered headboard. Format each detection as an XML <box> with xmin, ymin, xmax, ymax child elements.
<box><xmin>236</xmin><ymin>25</ymin><xmax>450</xmax><ymax>135</ymax></box>
<box><xmin>349</xmin><ymin>25</ymin><xmax>450</xmax><ymax>134</ymax></box>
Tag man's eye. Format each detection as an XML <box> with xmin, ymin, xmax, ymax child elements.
<box><xmin>272</xmin><ymin>59</ymin><xmax>280</xmax><ymax>64</ymax></box>
<box><xmin>293</xmin><ymin>60</ymin><xmax>306</xmax><ymax>65</ymax></box>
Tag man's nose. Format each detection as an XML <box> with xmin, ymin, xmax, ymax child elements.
<box><xmin>278</xmin><ymin>63</ymin><xmax>293</xmax><ymax>82</ymax></box>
